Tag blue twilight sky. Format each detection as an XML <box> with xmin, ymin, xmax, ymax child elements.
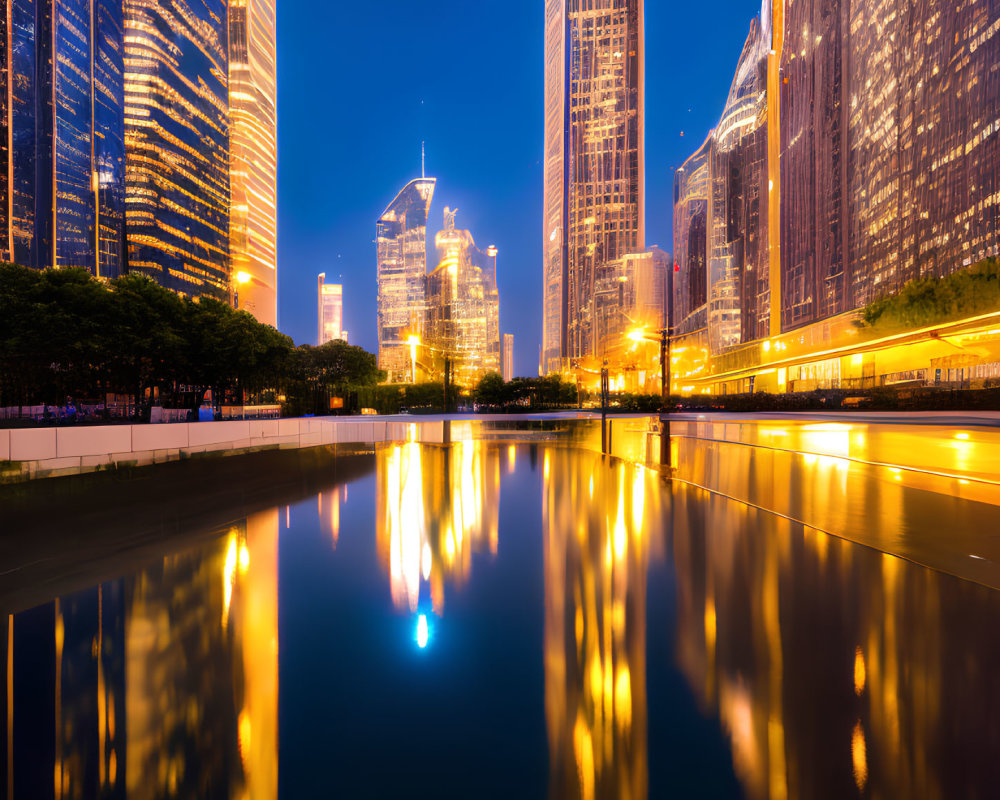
<box><xmin>277</xmin><ymin>0</ymin><xmax>758</xmax><ymax>376</ymax></box>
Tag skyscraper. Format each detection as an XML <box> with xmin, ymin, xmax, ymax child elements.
<box><xmin>376</xmin><ymin>177</ymin><xmax>436</xmax><ymax>383</ymax></box>
<box><xmin>671</xmin><ymin>0</ymin><xmax>1000</xmax><ymax>394</ymax></box>
<box><xmin>1</xmin><ymin>0</ymin><xmax>126</xmax><ymax>276</ymax></box>
<box><xmin>318</xmin><ymin>273</ymin><xmax>346</xmax><ymax>345</ymax></box>
<box><xmin>502</xmin><ymin>333</ymin><xmax>514</xmax><ymax>382</ymax></box>
<box><xmin>425</xmin><ymin>208</ymin><xmax>501</xmax><ymax>388</ymax></box>
<box><xmin>229</xmin><ymin>0</ymin><xmax>278</xmax><ymax>326</ymax></box>
<box><xmin>123</xmin><ymin>0</ymin><xmax>231</xmax><ymax>301</ymax></box>
<box><xmin>542</xmin><ymin>0</ymin><xmax>644</xmax><ymax>372</ymax></box>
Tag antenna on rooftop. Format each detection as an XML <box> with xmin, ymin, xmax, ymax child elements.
<box><xmin>421</xmin><ymin>141</ymin><xmax>425</xmax><ymax>179</ymax></box>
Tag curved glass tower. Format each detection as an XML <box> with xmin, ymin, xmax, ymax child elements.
<box><xmin>123</xmin><ymin>0</ymin><xmax>231</xmax><ymax>301</ymax></box>
<box><xmin>376</xmin><ymin>177</ymin><xmax>436</xmax><ymax>383</ymax></box>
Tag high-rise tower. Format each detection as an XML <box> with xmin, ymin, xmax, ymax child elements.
<box><xmin>123</xmin><ymin>0</ymin><xmax>231</xmax><ymax>301</ymax></box>
<box><xmin>542</xmin><ymin>0</ymin><xmax>644</xmax><ymax>373</ymax></box>
<box><xmin>229</xmin><ymin>0</ymin><xmax>278</xmax><ymax>326</ymax></box>
<box><xmin>0</xmin><ymin>0</ymin><xmax>126</xmax><ymax>276</ymax></box>
<box><xmin>376</xmin><ymin>177</ymin><xmax>436</xmax><ymax>383</ymax></box>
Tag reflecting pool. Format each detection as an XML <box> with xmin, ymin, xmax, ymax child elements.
<box><xmin>2</xmin><ymin>439</ymin><xmax>1000</xmax><ymax>798</ymax></box>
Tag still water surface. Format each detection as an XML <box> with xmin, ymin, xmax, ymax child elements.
<box><xmin>3</xmin><ymin>440</ymin><xmax>999</xmax><ymax>798</ymax></box>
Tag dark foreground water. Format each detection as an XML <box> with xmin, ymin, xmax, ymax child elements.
<box><xmin>3</xmin><ymin>440</ymin><xmax>1000</xmax><ymax>799</ymax></box>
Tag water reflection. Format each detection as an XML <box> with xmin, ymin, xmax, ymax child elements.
<box><xmin>376</xmin><ymin>439</ymin><xmax>501</xmax><ymax>617</ymax></box>
<box><xmin>672</xmin><ymin>484</ymin><xmax>1000</xmax><ymax>799</ymax></box>
<box><xmin>543</xmin><ymin>448</ymin><xmax>664</xmax><ymax>800</ymax></box>
<box><xmin>3</xmin><ymin>510</ymin><xmax>278</xmax><ymax>799</ymax></box>
<box><xmin>2</xmin><ymin>437</ymin><xmax>999</xmax><ymax>798</ymax></box>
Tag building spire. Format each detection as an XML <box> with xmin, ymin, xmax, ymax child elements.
<box><xmin>421</xmin><ymin>141</ymin><xmax>426</xmax><ymax>179</ymax></box>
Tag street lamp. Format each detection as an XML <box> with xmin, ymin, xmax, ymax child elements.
<box><xmin>627</xmin><ymin>326</ymin><xmax>671</xmax><ymax>412</ymax></box>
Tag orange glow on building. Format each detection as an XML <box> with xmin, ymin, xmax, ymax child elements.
<box><xmin>229</xmin><ymin>0</ymin><xmax>279</xmax><ymax>326</ymax></box>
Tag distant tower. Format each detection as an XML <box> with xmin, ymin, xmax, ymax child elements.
<box><xmin>542</xmin><ymin>0</ymin><xmax>644</xmax><ymax>372</ymax></box>
<box><xmin>502</xmin><ymin>334</ymin><xmax>515</xmax><ymax>382</ymax></box>
<box><xmin>318</xmin><ymin>273</ymin><xmax>346</xmax><ymax>345</ymax></box>
<box><xmin>376</xmin><ymin>178</ymin><xmax>436</xmax><ymax>382</ymax></box>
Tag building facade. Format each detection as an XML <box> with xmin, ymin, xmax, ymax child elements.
<box><xmin>376</xmin><ymin>177</ymin><xmax>436</xmax><ymax>382</ymax></box>
<box><xmin>424</xmin><ymin>208</ymin><xmax>501</xmax><ymax>388</ymax></box>
<box><xmin>1</xmin><ymin>0</ymin><xmax>127</xmax><ymax>276</ymax></box>
<box><xmin>229</xmin><ymin>0</ymin><xmax>278</xmax><ymax>326</ymax></box>
<box><xmin>672</xmin><ymin>0</ymin><xmax>1000</xmax><ymax>393</ymax></box>
<box><xmin>123</xmin><ymin>0</ymin><xmax>231</xmax><ymax>301</ymax></box>
<box><xmin>672</xmin><ymin>135</ymin><xmax>711</xmax><ymax>337</ymax></box>
<box><xmin>542</xmin><ymin>0</ymin><xmax>644</xmax><ymax>372</ymax></box>
<box><xmin>317</xmin><ymin>273</ymin><xmax>346</xmax><ymax>345</ymax></box>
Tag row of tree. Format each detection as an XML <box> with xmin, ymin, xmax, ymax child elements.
<box><xmin>0</xmin><ymin>264</ymin><xmax>384</xmax><ymax>418</ymax></box>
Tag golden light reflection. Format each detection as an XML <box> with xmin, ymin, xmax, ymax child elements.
<box><xmin>376</xmin><ymin>440</ymin><xmax>501</xmax><ymax>617</ymax></box>
<box><xmin>544</xmin><ymin>449</ymin><xmax>662</xmax><ymax>800</ymax></box>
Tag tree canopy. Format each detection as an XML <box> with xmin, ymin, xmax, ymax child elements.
<box><xmin>0</xmin><ymin>263</ymin><xmax>383</xmax><ymax>418</ymax></box>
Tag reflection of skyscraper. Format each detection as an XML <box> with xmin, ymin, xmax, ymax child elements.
<box><xmin>1</xmin><ymin>0</ymin><xmax>127</xmax><ymax>276</ymax></box>
<box><xmin>425</xmin><ymin>209</ymin><xmax>502</xmax><ymax>387</ymax></box>
<box><xmin>542</xmin><ymin>0</ymin><xmax>644</xmax><ymax>371</ymax></box>
<box><xmin>229</xmin><ymin>0</ymin><xmax>279</xmax><ymax>326</ymax></box>
<box><xmin>670</xmin><ymin>481</ymin><xmax>1000</xmax><ymax>798</ymax></box>
<box><xmin>377</xmin><ymin>177</ymin><xmax>436</xmax><ymax>382</ymax></box>
<box><xmin>318</xmin><ymin>273</ymin><xmax>347</xmax><ymax>345</ymax></box>
<box><xmin>543</xmin><ymin>449</ymin><xmax>657</xmax><ymax>800</ymax></box>
<box><xmin>124</xmin><ymin>0</ymin><xmax>232</xmax><ymax>301</ymax></box>
<box><xmin>375</xmin><ymin>439</ymin><xmax>501</xmax><ymax>616</ymax></box>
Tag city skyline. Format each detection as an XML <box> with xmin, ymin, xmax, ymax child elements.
<box><xmin>277</xmin><ymin>0</ymin><xmax>758</xmax><ymax>375</ymax></box>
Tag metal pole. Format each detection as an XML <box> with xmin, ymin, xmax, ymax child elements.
<box><xmin>601</xmin><ymin>365</ymin><xmax>609</xmax><ymax>454</ymax></box>
<box><xmin>660</xmin><ymin>328</ymin><xmax>667</xmax><ymax>412</ymax></box>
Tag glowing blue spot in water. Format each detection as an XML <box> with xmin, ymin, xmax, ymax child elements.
<box><xmin>416</xmin><ymin>615</ymin><xmax>429</xmax><ymax>649</ymax></box>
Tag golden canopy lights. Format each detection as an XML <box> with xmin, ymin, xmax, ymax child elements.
<box><xmin>671</xmin><ymin>0</ymin><xmax>1000</xmax><ymax>396</ymax></box>
<box><xmin>542</xmin><ymin>0</ymin><xmax>647</xmax><ymax>374</ymax></box>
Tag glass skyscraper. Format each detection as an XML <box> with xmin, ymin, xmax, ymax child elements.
<box><xmin>123</xmin><ymin>0</ymin><xmax>231</xmax><ymax>301</ymax></box>
<box><xmin>376</xmin><ymin>177</ymin><xmax>436</xmax><ymax>383</ymax></box>
<box><xmin>543</xmin><ymin>0</ymin><xmax>644</xmax><ymax>372</ymax></box>
<box><xmin>672</xmin><ymin>0</ymin><xmax>1000</xmax><ymax>392</ymax></box>
<box><xmin>425</xmin><ymin>208</ymin><xmax>501</xmax><ymax>388</ymax></box>
<box><xmin>1</xmin><ymin>0</ymin><xmax>126</xmax><ymax>276</ymax></box>
<box><xmin>229</xmin><ymin>0</ymin><xmax>278</xmax><ymax>326</ymax></box>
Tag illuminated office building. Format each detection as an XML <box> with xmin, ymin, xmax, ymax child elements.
<box><xmin>425</xmin><ymin>208</ymin><xmax>501</xmax><ymax>388</ymax></box>
<box><xmin>708</xmin><ymin>13</ymin><xmax>770</xmax><ymax>354</ymax></box>
<box><xmin>0</xmin><ymin>0</ymin><xmax>126</xmax><ymax>276</ymax></box>
<box><xmin>123</xmin><ymin>0</ymin><xmax>231</xmax><ymax>301</ymax></box>
<box><xmin>502</xmin><ymin>333</ymin><xmax>514</xmax><ymax>382</ymax></box>
<box><xmin>542</xmin><ymin>0</ymin><xmax>644</xmax><ymax>372</ymax></box>
<box><xmin>317</xmin><ymin>273</ymin><xmax>346</xmax><ymax>345</ymax></box>
<box><xmin>377</xmin><ymin>177</ymin><xmax>436</xmax><ymax>382</ymax></box>
<box><xmin>229</xmin><ymin>0</ymin><xmax>278</xmax><ymax>326</ymax></box>
<box><xmin>671</xmin><ymin>0</ymin><xmax>1000</xmax><ymax>391</ymax></box>
<box><xmin>672</xmin><ymin>135</ymin><xmax>711</xmax><ymax>337</ymax></box>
